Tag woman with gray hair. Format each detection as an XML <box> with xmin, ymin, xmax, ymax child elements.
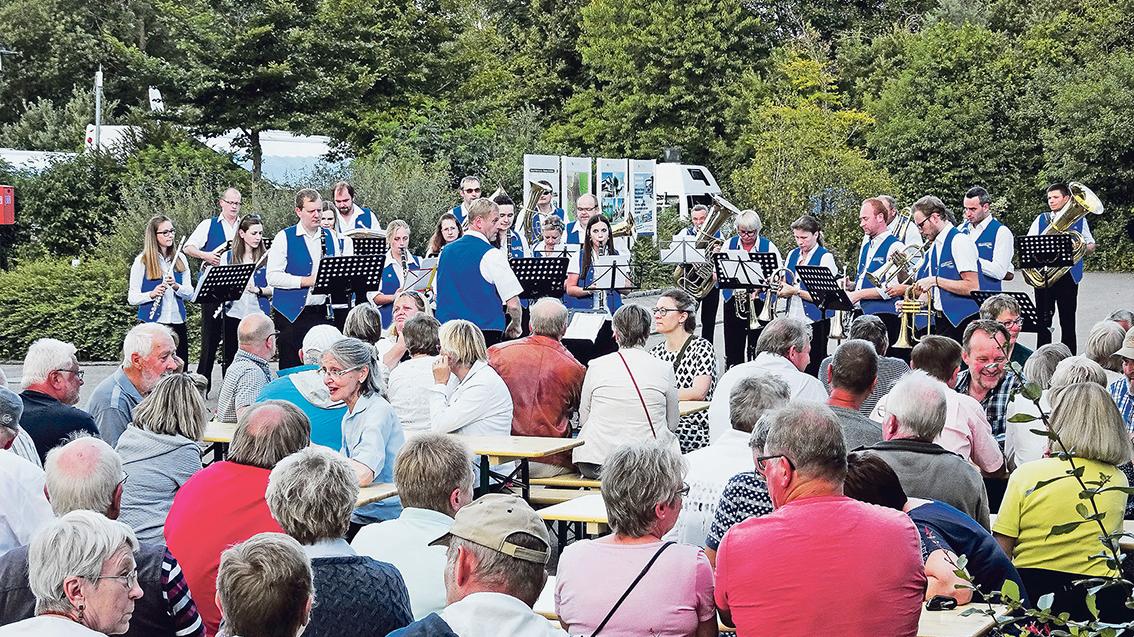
<box><xmin>1085</xmin><ymin>319</ymin><xmax>1127</xmax><ymax>386</ymax></box>
<box><xmin>649</xmin><ymin>288</ymin><xmax>717</xmax><ymax>453</ymax></box>
<box><xmin>386</xmin><ymin>315</ymin><xmax>456</xmax><ymax>435</ymax></box>
<box><xmin>556</xmin><ymin>441</ymin><xmax>716</xmax><ymax>637</ymax></box>
<box><xmin>1004</xmin><ymin>344</ymin><xmax>1072</xmax><ymax>467</ymax></box>
<box><xmin>320</xmin><ymin>338</ymin><xmax>405</xmax><ymax>524</ymax></box>
<box><xmin>2</xmin><ymin>510</ymin><xmax>142</xmax><ymax>635</ymax></box>
<box><xmin>265</xmin><ymin>448</ymin><xmax>412</xmax><ymax>637</ymax></box>
<box><xmin>114</xmin><ymin>373</ymin><xmax>205</xmax><ymax>543</ymax></box>
<box><xmin>574</xmin><ymin>304</ymin><xmax>679</xmax><ymax>478</ymax></box>
<box><xmin>426</xmin><ymin>320</ymin><xmax>513</xmax><ymax>437</ymax></box>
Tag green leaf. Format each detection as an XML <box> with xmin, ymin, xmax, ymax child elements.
<box><xmin>1048</xmin><ymin>520</ymin><xmax>1089</xmax><ymax>536</ymax></box>
<box><xmin>1076</xmin><ymin>502</ymin><xmax>1089</xmax><ymax>518</ymax></box>
<box><xmin>1021</xmin><ymin>382</ymin><xmax>1043</xmax><ymax>401</ymax></box>
<box><xmin>1038</xmin><ymin>592</ymin><xmax>1054</xmax><ymax>610</ymax></box>
<box><xmin>1026</xmin><ymin>473</ymin><xmax>1071</xmax><ymax>494</ymax></box>
<box><xmin>1009</xmin><ymin>412</ymin><xmax>1038</xmax><ymax>423</ymax></box>
<box><xmin>1000</xmin><ymin>579</ymin><xmax>1021</xmax><ymax>604</ymax></box>
<box><xmin>1028</xmin><ymin>427</ymin><xmax>1059</xmax><ymax>439</ymax></box>
<box><xmin>1086</xmin><ymin>592</ymin><xmax>1099</xmax><ymax>619</ymax></box>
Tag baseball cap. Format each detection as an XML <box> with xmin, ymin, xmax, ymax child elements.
<box><xmin>1115</xmin><ymin>326</ymin><xmax>1134</xmax><ymax>360</ymax></box>
<box><xmin>431</xmin><ymin>493</ymin><xmax>551</xmax><ymax>564</ymax></box>
<box><xmin>0</xmin><ymin>386</ymin><xmax>23</xmax><ymax>431</ymax></box>
<box><xmin>302</xmin><ymin>325</ymin><xmax>344</xmax><ymax>355</ymax></box>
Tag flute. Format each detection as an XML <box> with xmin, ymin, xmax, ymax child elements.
<box><xmin>149</xmin><ymin>237</ymin><xmax>187</xmax><ymax>321</ymax></box>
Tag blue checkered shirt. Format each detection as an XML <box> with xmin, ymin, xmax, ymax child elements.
<box><xmin>1109</xmin><ymin>377</ymin><xmax>1134</xmax><ymax>432</ymax></box>
<box><xmin>956</xmin><ymin>370</ymin><xmax>1021</xmax><ymax>438</ymax></box>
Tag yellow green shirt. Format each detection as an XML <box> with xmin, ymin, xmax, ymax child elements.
<box><xmin>993</xmin><ymin>457</ymin><xmax>1127</xmax><ymax>576</ymax></box>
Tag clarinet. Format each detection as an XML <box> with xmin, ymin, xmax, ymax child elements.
<box><xmin>321</xmin><ymin>231</ymin><xmax>334</xmax><ymax>321</ymax></box>
<box><xmin>149</xmin><ymin>237</ymin><xmax>186</xmax><ymax>321</ymax></box>
<box><xmin>592</xmin><ymin>244</ymin><xmax>607</xmax><ymax>313</ymax></box>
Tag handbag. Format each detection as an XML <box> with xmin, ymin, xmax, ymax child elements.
<box><xmin>617</xmin><ymin>352</ymin><xmax>655</xmax><ymax>437</ymax></box>
<box><xmin>591</xmin><ymin>541</ymin><xmax>675</xmax><ymax>636</ymax></box>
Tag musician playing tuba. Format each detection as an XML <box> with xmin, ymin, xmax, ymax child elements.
<box><xmin>681</xmin><ymin>203</ymin><xmax>723</xmax><ymax>342</ymax></box>
<box><xmin>720</xmin><ymin>209</ymin><xmax>782</xmax><ymax>369</ymax></box>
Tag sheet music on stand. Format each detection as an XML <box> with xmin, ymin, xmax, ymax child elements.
<box><xmin>192</xmin><ymin>262</ymin><xmax>256</xmax><ymax>305</ymax></box>
<box><xmin>661</xmin><ymin>234</ymin><xmax>708</xmax><ymax>266</ymax></box>
<box><xmin>714</xmin><ymin>251</ymin><xmax>778</xmax><ymax>292</ymax></box>
<box><xmin>510</xmin><ymin>257</ymin><xmax>568</xmax><ymax>299</ymax></box>
<box><xmin>586</xmin><ymin>254</ymin><xmax>635</xmax><ymax>292</ymax></box>
<box><xmin>404</xmin><ymin>261</ymin><xmax>438</xmax><ymax>294</ymax></box>
<box><xmin>350</xmin><ymin>236</ymin><xmax>387</xmax><ymax>257</ymax></box>
<box><xmin>971</xmin><ymin>290</ymin><xmax>1041</xmax><ymax>332</ymax></box>
<box><xmin>1016</xmin><ymin>233</ymin><xmax>1074</xmax><ymax>286</ymax></box>
<box><xmin>795</xmin><ymin>265</ymin><xmax>855</xmax><ymax>312</ymax></box>
<box><xmin>312</xmin><ymin>255</ymin><xmax>385</xmax><ymax>305</ymax></box>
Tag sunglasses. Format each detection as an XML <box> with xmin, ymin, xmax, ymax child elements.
<box><xmin>462</xmin><ymin>188</ymin><xmax>482</xmax><ymax>194</ymax></box>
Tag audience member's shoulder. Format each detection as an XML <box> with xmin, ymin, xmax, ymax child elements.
<box><xmin>389</xmin><ymin>613</ymin><xmax>458</xmax><ymax>637</ymax></box>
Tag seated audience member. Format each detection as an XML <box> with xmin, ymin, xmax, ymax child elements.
<box><xmin>0</xmin><ymin>387</ymin><xmax>53</xmax><ymax>556</ymax></box>
<box><xmin>352</xmin><ymin>434</ymin><xmax>475</xmax><ymax>620</ymax></box>
<box><xmin>266</xmin><ymin>447</ymin><xmax>412</xmax><ymax>636</ymax></box>
<box><xmin>216</xmin><ymin>314</ymin><xmax>277</xmax><ymax>424</ymax></box>
<box><xmin>865</xmin><ymin>371</ymin><xmax>991</xmax><ymax>529</ymax></box>
<box><xmin>16</xmin><ymin>339</ymin><xmax>98</xmax><ymax>462</ymax></box>
<box><xmin>1109</xmin><ymin>327</ymin><xmax>1134</xmax><ymax>431</ymax></box>
<box><xmin>87</xmin><ymin>323</ymin><xmax>179</xmax><ymax>445</ymax></box>
<box><xmin>994</xmin><ymin>382</ymin><xmax>1134</xmax><ymax>624</ymax></box>
<box><xmin>165</xmin><ymin>401</ymin><xmax>309</xmax><ymax>636</ymax></box>
<box><xmin>377</xmin><ymin>291</ymin><xmax>430</xmax><ymax>370</ymax></box>
<box><xmin>648</xmin><ymin>288</ymin><xmax>717</xmax><ymax>453</ymax></box>
<box><xmin>874</xmin><ymin>336</ymin><xmax>1003</xmax><ymax>473</ymax></box>
<box><xmin>215</xmin><ymin>534</ymin><xmax>313</xmax><ymax>637</ymax></box>
<box><xmin>488</xmin><ymin>298</ymin><xmax>585</xmax><ymax>477</ymax></box>
<box><xmin>825</xmin><ymin>339</ymin><xmax>883</xmax><ymax>450</ymax></box>
<box><xmin>1111</xmin><ymin>309</ymin><xmax>1134</xmax><ymax>333</ymax></box>
<box><xmin>708</xmin><ymin>317</ymin><xmax>827</xmax><ymax>442</ymax></box>
<box><xmin>388</xmin><ymin>315</ymin><xmax>454</xmax><ymax>435</ymax></box>
<box><xmin>574</xmin><ymin>305</ymin><xmax>680</xmax><ymax>478</ymax></box>
<box><xmin>955</xmin><ymin>320</ymin><xmax>1020</xmax><ymax>438</ymax></box>
<box><xmin>0</xmin><ymin>368</ymin><xmax>38</xmax><ymax>469</ymax></box>
<box><xmin>389</xmin><ymin>494</ymin><xmax>565</xmax><ymax>637</ymax></box>
<box><xmin>845</xmin><ymin>451</ymin><xmax>1028</xmax><ymax>606</ymax></box>
<box><xmin>817</xmin><ymin>315</ymin><xmax>909</xmax><ymax>415</ymax></box>
<box><xmin>1086</xmin><ymin>320</ymin><xmax>1126</xmax><ymax>386</ymax></box>
<box><xmin>0</xmin><ymin>511</ymin><xmax>142</xmax><ymax>636</ymax></box>
<box><xmin>115</xmin><ymin>374</ymin><xmax>205</xmax><ymax>543</ymax></box>
<box><xmin>1004</xmin><ymin>344</ymin><xmax>1073</xmax><ymax>467</ymax></box>
<box><xmin>557</xmin><ymin>441</ymin><xmax>716</xmax><ymax>637</ymax></box>
<box><xmin>704</xmin><ymin>416</ymin><xmax>777</xmax><ymax>565</ymax></box>
<box><xmin>321</xmin><ymin>338</ymin><xmax>405</xmax><ymax>524</ymax></box>
<box><xmin>0</xmin><ymin>436</ymin><xmax>203</xmax><ymax>637</ymax></box>
<box><xmin>428</xmin><ymin>319</ymin><xmax>514</xmax><ymax>436</ymax></box>
<box><xmin>670</xmin><ymin>375</ymin><xmax>789</xmax><ymax>548</ymax></box>
<box><xmin>344</xmin><ymin>302</ymin><xmax>384</xmax><ymax>347</ymax></box>
<box><xmin>257</xmin><ymin>325</ymin><xmax>346</xmax><ymax>450</ymax></box>
<box><xmin>714</xmin><ymin>403</ymin><xmax>925</xmax><ymax>635</ymax></box>
<box><xmin>979</xmin><ymin>294</ymin><xmax>1032</xmax><ymax>368</ymax></box>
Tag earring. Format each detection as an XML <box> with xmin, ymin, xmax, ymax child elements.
<box><xmin>76</xmin><ymin>603</ymin><xmax>85</xmax><ymax>622</ymax></box>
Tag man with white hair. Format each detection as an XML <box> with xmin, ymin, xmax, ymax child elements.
<box><xmin>257</xmin><ymin>324</ymin><xmax>347</xmax><ymax>450</ymax></box>
<box><xmin>863</xmin><ymin>371</ymin><xmax>991</xmax><ymax>529</ymax></box>
<box><xmin>0</xmin><ymin>435</ymin><xmax>205</xmax><ymax>636</ymax></box>
<box><xmin>0</xmin><ymin>387</ymin><xmax>53</xmax><ymax>556</ymax></box>
<box><xmin>86</xmin><ymin>323</ymin><xmax>179</xmax><ymax>445</ymax></box>
<box><xmin>16</xmin><ymin>339</ymin><xmax>98</xmax><ymax>462</ymax></box>
<box><xmin>216</xmin><ymin>313</ymin><xmax>277</xmax><ymax>423</ymax></box>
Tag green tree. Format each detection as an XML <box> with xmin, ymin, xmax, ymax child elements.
<box><xmin>0</xmin><ymin>86</ymin><xmax>120</xmax><ymax>152</ymax></box>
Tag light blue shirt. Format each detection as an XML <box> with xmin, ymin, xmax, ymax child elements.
<box><xmin>350</xmin><ymin>507</ymin><xmax>453</xmax><ymax>620</ymax></box>
<box><xmin>86</xmin><ymin>367</ymin><xmax>143</xmax><ymax>446</ymax></box>
<box><xmin>341</xmin><ymin>392</ymin><xmax>405</xmax><ymax>522</ymax></box>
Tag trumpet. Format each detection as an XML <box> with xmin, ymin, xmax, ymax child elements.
<box><xmin>756</xmin><ymin>267</ymin><xmax>796</xmax><ymax>324</ymax></box>
<box><xmin>893</xmin><ymin>282</ymin><xmax>935</xmax><ymax>349</ymax></box>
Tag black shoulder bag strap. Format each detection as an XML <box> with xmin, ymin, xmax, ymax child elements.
<box><xmin>591</xmin><ymin>541</ymin><xmax>675</xmax><ymax>636</ymax></box>
<box><xmin>671</xmin><ymin>334</ymin><xmax>695</xmax><ymax>373</ymax></box>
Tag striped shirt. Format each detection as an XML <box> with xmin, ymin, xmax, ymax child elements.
<box><xmin>162</xmin><ymin>549</ymin><xmax>205</xmax><ymax>637</ymax></box>
<box><xmin>1109</xmin><ymin>378</ymin><xmax>1134</xmax><ymax>432</ymax></box>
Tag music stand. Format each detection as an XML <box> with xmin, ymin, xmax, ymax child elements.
<box><xmin>661</xmin><ymin>235</ymin><xmax>707</xmax><ymax>266</ymax></box>
<box><xmin>714</xmin><ymin>251</ymin><xmax>777</xmax><ymax>294</ymax></box>
<box><xmin>585</xmin><ymin>255</ymin><xmax>636</xmax><ymax>297</ymax></box>
<box><xmin>971</xmin><ymin>290</ymin><xmax>1041</xmax><ymax>332</ymax></box>
<box><xmin>312</xmin><ymin>255</ymin><xmax>385</xmax><ymax>307</ymax></box>
<box><xmin>510</xmin><ymin>257</ymin><xmax>568</xmax><ymax>299</ymax></box>
<box><xmin>795</xmin><ymin>265</ymin><xmax>855</xmax><ymax>315</ymax></box>
<box><xmin>1016</xmin><ymin>234</ymin><xmax>1073</xmax><ymax>290</ymax></box>
<box><xmin>192</xmin><ymin>263</ymin><xmax>257</xmax><ymax>318</ymax></box>
<box><xmin>351</xmin><ymin>236</ymin><xmax>387</xmax><ymax>257</ymax></box>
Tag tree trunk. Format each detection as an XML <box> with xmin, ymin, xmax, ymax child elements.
<box><xmin>250</xmin><ymin>128</ymin><xmax>262</xmax><ymax>182</ymax></box>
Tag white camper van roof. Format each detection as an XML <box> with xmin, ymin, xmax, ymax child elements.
<box><xmin>655</xmin><ymin>163</ymin><xmax>720</xmax><ymax>195</ymax></box>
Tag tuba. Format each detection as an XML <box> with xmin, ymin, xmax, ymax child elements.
<box><xmin>517</xmin><ymin>180</ymin><xmax>553</xmax><ymax>245</ymax></box>
<box><xmin>674</xmin><ymin>197</ymin><xmax>734</xmax><ymax>298</ymax></box>
<box><xmin>610</xmin><ymin>204</ymin><xmax>637</xmax><ymax>241</ymax></box>
<box><xmin>1020</xmin><ymin>182</ymin><xmax>1104</xmax><ymax>288</ymax></box>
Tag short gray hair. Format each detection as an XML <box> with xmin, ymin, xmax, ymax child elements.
<box><xmin>1024</xmin><ymin>344</ymin><xmax>1072</xmax><ymax>390</ymax></box>
<box><xmin>1050</xmin><ymin>383</ymin><xmax>1133</xmax><ymax>466</ymax></box>
<box><xmin>218</xmin><ymin>533</ymin><xmax>313</xmax><ymax>637</ymax></box>
<box><xmin>131</xmin><ymin>373</ymin><xmax>207</xmax><ymax>441</ymax></box>
<box><xmin>848</xmin><ymin>315</ymin><xmax>889</xmax><ymax>356</ymax></box>
<box><xmin>44</xmin><ymin>436</ymin><xmax>122</xmax><ymax>517</ymax></box>
<box><xmin>1086</xmin><ymin>320</ymin><xmax>1126</xmax><ymax>372</ymax></box>
<box><xmin>762</xmin><ymin>402</ymin><xmax>847</xmax><ymax>483</ymax></box>
<box><xmin>393</xmin><ymin>433</ymin><xmax>474</xmax><ymax>515</ymax></box>
<box><xmin>529</xmin><ymin>297</ymin><xmax>569</xmax><ymax>338</ymax></box>
<box><xmin>29</xmin><ymin>510</ymin><xmax>139</xmax><ymax>614</ymax></box>
<box><xmin>323</xmin><ymin>337</ymin><xmax>383</xmax><ymax>397</ymax></box>
<box><xmin>1050</xmin><ymin>355</ymin><xmax>1108</xmax><ymax>390</ymax></box>
<box><xmin>600</xmin><ymin>441</ymin><xmax>686</xmax><ymax>538</ymax></box>
<box><xmin>736</xmin><ymin>210</ymin><xmax>762</xmax><ymax>234</ymax></box>
<box><xmin>729</xmin><ymin>375</ymin><xmax>790</xmax><ymax>434</ymax></box>
<box><xmin>237</xmin><ymin>313</ymin><xmax>275</xmax><ymax>347</ymax></box>
<box><xmin>229</xmin><ymin>401</ymin><xmax>311</xmax><ymax>469</ymax></box>
<box><xmin>445</xmin><ymin>535</ymin><xmax>548</xmax><ymax>607</ymax></box>
<box><xmin>978</xmin><ymin>293</ymin><xmax>1021</xmax><ymax>320</ymax></box>
<box><xmin>829</xmin><ymin>339</ymin><xmax>878</xmax><ymax>394</ymax></box>
<box><xmin>612</xmin><ymin>304</ymin><xmax>651</xmax><ymax>349</ymax></box>
<box><xmin>756</xmin><ymin>317</ymin><xmax>811</xmax><ymax>358</ymax></box>
<box><xmin>21</xmin><ymin>339</ymin><xmax>78</xmax><ymax>388</ymax></box>
<box><xmin>267</xmin><ymin>447</ymin><xmax>358</xmax><ymax>544</ymax></box>
<box><xmin>885</xmin><ymin>370</ymin><xmax>948</xmax><ymax>440</ymax></box>
<box><xmin>343</xmin><ymin>304</ymin><xmax>384</xmax><ymax>345</ymax></box>
<box><xmin>122</xmin><ymin>322</ymin><xmax>174</xmax><ymax>364</ymax></box>
<box><xmin>402</xmin><ymin>314</ymin><xmax>441</xmax><ymax>356</ymax></box>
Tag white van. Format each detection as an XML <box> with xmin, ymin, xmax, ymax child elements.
<box><xmin>654</xmin><ymin>163</ymin><xmax>722</xmax><ymax>221</ymax></box>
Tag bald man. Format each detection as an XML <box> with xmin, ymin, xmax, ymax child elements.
<box><xmin>216</xmin><ymin>314</ymin><xmax>277</xmax><ymax>423</ymax></box>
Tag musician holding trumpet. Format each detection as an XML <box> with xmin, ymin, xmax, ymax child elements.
<box><xmin>845</xmin><ymin>198</ymin><xmax>906</xmax><ymax>345</ymax></box>
<box><xmin>128</xmin><ymin>215</ymin><xmax>193</xmax><ymax>364</ymax></box>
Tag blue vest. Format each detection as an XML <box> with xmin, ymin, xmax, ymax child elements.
<box><xmin>202</xmin><ymin>216</ymin><xmax>228</xmax><ymax>252</ymax></box>
<box><xmin>505</xmin><ymin>230</ymin><xmax>527</xmax><ymax>259</ymax></box>
<box><xmin>685</xmin><ymin>225</ymin><xmax>723</xmax><ymax>239</ymax></box>
<box><xmin>858</xmin><ymin>234</ymin><xmax>901</xmax><ymax>316</ymax></box>
<box><xmin>960</xmin><ymin>218</ymin><xmax>1004</xmax><ymax>291</ymax></box>
<box><xmin>916</xmin><ymin>227</ymin><xmax>980</xmax><ymax>328</ymax></box>
<box><xmin>564</xmin><ymin>251</ymin><xmax>623</xmax><ymax>313</ymax></box>
<box><xmin>355</xmin><ymin>207</ymin><xmax>374</xmax><ymax>230</ymax></box>
<box><xmin>722</xmin><ymin>235</ymin><xmax>771</xmax><ymax>302</ymax></box>
<box><xmin>564</xmin><ymin>220</ymin><xmax>582</xmax><ymax>244</ymax></box>
<box><xmin>137</xmin><ymin>258</ymin><xmax>186</xmax><ymax>322</ymax></box>
<box><xmin>271</xmin><ymin>226</ymin><xmax>336</xmax><ymax>322</ymax></box>
<box><xmin>223</xmin><ymin>252</ymin><xmax>270</xmax><ymax>315</ymax></box>
<box><xmin>1037</xmin><ymin>213</ymin><xmax>1086</xmax><ymax>283</ymax></box>
<box><xmin>377</xmin><ymin>253</ymin><xmax>420</xmax><ymax>327</ymax></box>
<box><xmin>435</xmin><ymin>235</ymin><xmax>504</xmax><ymax>330</ymax></box>
<box><xmin>786</xmin><ymin>245</ymin><xmax>833</xmax><ymax>322</ymax></box>
<box><xmin>451</xmin><ymin>204</ymin><xmax>465</xmax><ymax>226</ymax></box>
<box><xmin>532</xmin><ymin>208</ymin><xmax>565</xmax><ymax>236</ymax></box>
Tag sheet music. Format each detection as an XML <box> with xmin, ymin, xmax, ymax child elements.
<box><xmin>720</xmin><ymin>251</ymin><xmax>765</xmax><ymax>284</ymax></box>
<box><xmin>661</xmin><ymin>235</ymin><xmax>706</xmax><ymax>265</ymax></box>
<box><xmin>590</xmin><ymin>255</ymin><xmax>633</xmax><ymax>289</ymax></box>
<box><xmin>564</xmin><ymin>312</ymin><xmax>606</xmax><ymax>342</ymax></box>
<box><xmin>405</xmin><ymin>267</ymin><xmax>436</xmax><ymax>293</ymax></box>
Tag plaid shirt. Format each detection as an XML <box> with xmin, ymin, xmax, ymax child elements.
<box><xmin>1109</xmin><ymin>377</ymin><xmax>1134</xmax><ymax>432</ymax></box>
<box><xmin>956</xmin><ymin>370</ymin><xmax>1020</xmax><ymax>438</ymax></box>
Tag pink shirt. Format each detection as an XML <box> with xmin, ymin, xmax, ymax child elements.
<box><xmin>935</xmin><ymin>391</ymin><xmax>1004</xmax><ymax>472</ymax></box>
<box><xmin>715</xmin><ymin>494</ymin><xmax>926</xmax><ymax>636</ymax></box>
<box><xmin>555</xmin><ymin>539</ymin><xmax>715</xmax><ymax>636</ymax></box>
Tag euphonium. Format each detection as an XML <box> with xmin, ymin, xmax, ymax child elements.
<box><xmin>1020</xmin><ymin>182</ymin><xmax>1104</xmax><ymax>288</ymax></box>
<box><xmin>756</xmin><ymin>267</ymin><xmax>795</xmax><ymax>324</ymax></box>
<box><xmin>866</xmin><ymin>241</ymin><xmax>929</xmax><ymax>289</ymax></box>
<box><xmin>610</xmin><ymin>205</ymin><xmax>636</xmax><ymax>241</ymax></box>
<box><xmin>674</xmin><ymin>198</ymin><xmax>733</xmax><ymax>298</ymax></box>
<box><xmin>518</xmin><ymin>180</ymin><xmax>553</xmax><ymax>245</ymax></box>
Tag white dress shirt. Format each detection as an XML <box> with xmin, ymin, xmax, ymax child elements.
<box><xmin>962</xmin><ymin>215</ymin><xmax>1015</xmax><ymax>281</ymax></box>
<box><xmin>185</xmin><ymin>215</ymin><xmax>238</xmax><ymax>252</ymax></box>
<box><xmin>1003</xmin><ymin>390</ymin><xmax>1053</xmax><ymax>468</ymax></box>
<box><xmin>127</xmin><ymin>254</ymin><xmax>194</xmax><ymax>324</ymax></box>
<box><xmin>440</xmin><ymin>592</ymin><xmax>567</xmax><ymax>637</ymax></box>
<box><xmin>388</xmin><ymin>355</ymin><xmax>457</xmax><ymax>434</ymax></box>
<box><xmin>426</xmin><ymin>360</ymin><xmax>513</xmax><ymax>436</ymax></box>
<box><xmin>0</xmin><ymin>614</ymin><xmax>106</xmax><ymax>636</ymax></box>
<box><xmin>926</xmin><ymin>223</ymin><xmax>978</xmax><ymax>308</ymax></box>
<box><xmin>666</xmin><ymin>428</ymin><xmax>755</xmax><ymax>547</ymax></box>
<box><xmin>266</xmin><ymin>224</ymin><xmax>354</xmax><ymax>306</ymax></box>
<box><xmin>433</xmin><ymin>231</ymin><xmax>524</xmax><ymax>304</ymax></box>
<box><xmin>708</xmin><ymin>352</ymin><xmax>828</xmax><ymax>442</ymax></box>
<box><xmin>855</xmin><ymin>230</ymin><xmax>904</xmax><ymax>301</ymax></box>
<box><xmin>0</xmin><ymin>450</ymin><xmax>54</xmax><ymax>557</ymax></box>
<box><xmin>335</xmin><ymin>204</ymin><xmax>380</xmax><ymax>234</ymax></box>
<box><xmin>351</xmin><ymin>507</ymin><xmax>454</xmax><ymax>620</ymax></box>
<box><xmin>1027</xmin><ymin>214</ymin><xmax>1094</xmax><ymax>242</ymax></box>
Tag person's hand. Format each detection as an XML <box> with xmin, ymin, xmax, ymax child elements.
<box><xmin>164</xmin><ymin>273</ymin><xmax>179</xmax><ymax>290</ymax></box>
<box><xmin>886</xmin><ymin>283</ymin><xmax>908</xmax><ymax>298</ymax></box>
<box><xmin>915</xmin><ymin>276</ymin><xmax>936</xmax><ymax>291</ymax></box>
<box><xmin>504</xmin><ymin>319</ymin><xmax>521</xmax><ymax>339</ymax></box>
<box><xmin>204</xmin><ymin>246</ymin><xmax>224</xmax><ymax>266</ymax></box>
<box><xmin>151</xmin><ymin>284</ymin><xmax>167</xmax><ymax>299</ymax></box>
<box><xmin>432</xmin><ymin>354</ymin><xmax>452</xmax><ymax>384</ymax></box>
<box><xmin>777</xmin><ymin>284</ymin><xmax>797</xmax><ymax>298</ymax></box>
<box><xmin>300</xmin><ymin>274</ymin><xmax>316</xmax><ymax>287</ymax></box>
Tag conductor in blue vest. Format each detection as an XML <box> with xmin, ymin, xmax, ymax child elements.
<box><xmin>434</xmin><ymin>197</ymin><xmax>524</xmax><ymax>346</ymax></box>
<box><xmin>267</xmin><ymin>188</ymin><xmax>350</xmax><ymax>369</ymax></box>
<box><xmin>1027</xmin><ymin>182</ymin><xmax>1096</xmax><ymax>353</ymax></box>
<box><xmin>959</xmin><ymin>186</ymin><xmax>1014</xmax><ymax>293</ymax></box>
<box><xmin>887</xmin><ymin>195</ymin><xmax>981</xmax><ymax>343</ymax></box>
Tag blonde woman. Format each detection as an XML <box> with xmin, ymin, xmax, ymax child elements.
<box><xmin>128</xmin><ymin>215</ymin><xmax>193</xmax><ymax>363</ymax></box>
<box><xmin>370</xmin><ymin>219</ymin><xmax>419</xmax><ymax>329</ymax></box>
<box><xmin>377</xmin><ymin>290</ymin><xmax>430</xmax><ymax>370</ymax></box>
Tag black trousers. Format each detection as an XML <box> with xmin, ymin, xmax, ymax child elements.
<box><xmin>699</xmin><ymin>288</ymin><xmax>720</xmax><ymax>343</ymax></box>
<box><xmin>1035</xmin><ymin>274</ymin><xmax>1078</xmax><ymax>353</ymax></box>
<box><xmin>1017</xmin><ymin>567</ymin><xmax>1134</xmax><ymax>624</ymax></box>
<box><xmin>159</xmin><ymin>322</ymin><xmax>189</xmax><ymax>369</ymax></box>
<box><xmin>223</xmin><ymin>315</ymin><xmax>240</xmax><ymax>372</ymax></box>
<box><xmin>805</xmin><ymin>317</ymin><xmax>829</xmax><ymax>378</ymax></box>
<box><xmin>195</xmin><ymin>302</ymin><xmax>225</xmax><ymax>389</ymax></box>
<box><xmin>274</xmin><ymin>306</ymin><xmax>334</xmax><ymax>370</ymax></box>
<box><xmin>723</xmin><ymin>296</ymin><xmax>765</xmax><ymax>369</ymax></box>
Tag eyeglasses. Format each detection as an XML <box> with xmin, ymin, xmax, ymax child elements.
<box><xmin>998</xmin><ymin>317</ymin><xmax>1024</xmax><ymax>328</ymax></box>
<box><xmin>318</xmin><ymin>365</ymin><xmax>362</xmax><ymax>379</ymax></box>
<box><xmin>914</xmin><ymin>214</ymin><xmax>933</xmax><ymax>229</ymax></box>
<box><xmin>462</xmin><ymin>188</ymin><xmax>482</xmax><ymax>194</ymax></box>
<box><xmin>118</xmin><ymin>471</ymin><xmax>129</xmax><ymax>488</ymax></box>
<box><xmin>738</xmin><ymin>229</ymin><xmax>758</xmax><ymax>236</ymax></box>
<box><xmin>222</xmin><ymin>199</ymin><xmax>243</xmax><ymax>206</ymax></box>
<box><xmin>54</xmin><ymin>368</ymin><xmax>85</xmax><ymax>380</ymax></box>
<box><xmin>652</xmin><ymin>307</ymin><xmax>685</xmax><ymax>316</ymax></box>
<box><xmin>91</xmin><ymin>570</ymin><xmax>139</xmax><ymax>590</ymax></box>
<box><xmin>754</xmin><ymin>454</ymin><xmax>795</xmax><ymax>476</ymax></box>
<box><xmin>156</xmin><ymin>229</ymin><xmax>176</xmax><ymax>236</ymax></box>
<box><xmin>577</xmin><ymin>205</ymin><xmax>598</xmax><ymax>212</ymax></box>
<box><xmin>675</xmin><ymin>482</ymin><xmax>691</xmax><ymax>498</ymax></box>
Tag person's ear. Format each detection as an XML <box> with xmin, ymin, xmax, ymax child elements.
<box><xmin>107</xmin><ymin>483</ymin><xmax>123</xmax><ymax>520</ymax></box>
<box><xmin>454</xmin><ymin>545</ymin><xmax>475</xmax><ymax>589</ymax></box>
<box><xmin>826</xmin><ymin>365</ymin><xmax>833</xmax><ymax>384</ymax></box>
<box><xmin>883</xmin><ymin>414</ymin><xmax>899</xmax><ymax>440</ymax></box>
<box><xmin>62</xmin><ymin>576</ymin><xmax>84</xmax><ymax>607</ymax></box>
<box><xmin>449</xmin><ymin>487</ymin><xmax>463</xmax><ymax>514</ymax></box>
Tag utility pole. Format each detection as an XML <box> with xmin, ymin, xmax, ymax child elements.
<box><xmin>0</xmin><ymin>46</ymin><xmax>16</xmax><ymax>72</ymax></box>
<box><xmin>94</xmin><ymin>66</ymin><xmax>103</xmax><ymax>151</ymax></box>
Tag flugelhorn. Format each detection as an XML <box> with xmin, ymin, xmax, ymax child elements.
<box><xmin>866</xmin><ymin>240</ymin><xmax>930</xmax><ymax>289</ymax></box>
